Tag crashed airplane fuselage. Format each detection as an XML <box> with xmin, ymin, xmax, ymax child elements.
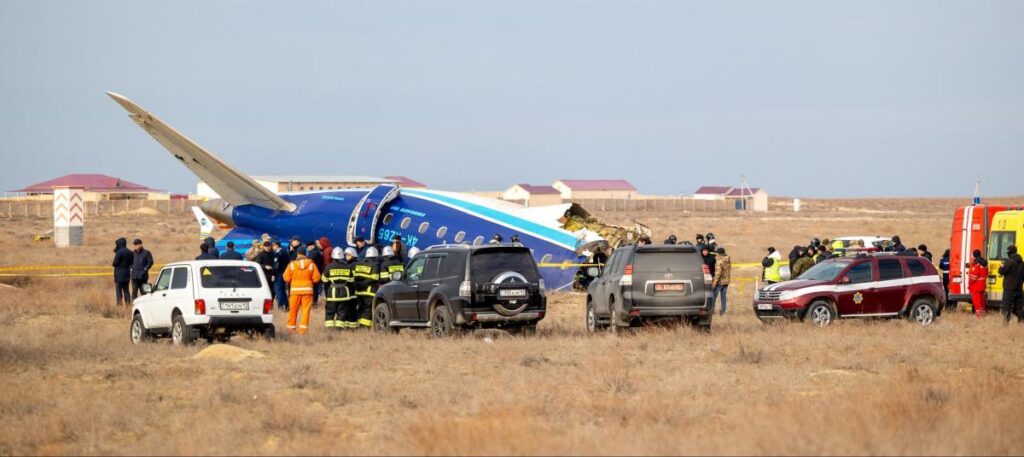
<box><xmin>107</xmin><ymin>92</ymin><xmax>646</xmax><ymax>290</ymax></box>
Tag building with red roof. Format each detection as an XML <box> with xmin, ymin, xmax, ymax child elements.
<box><xmin>11</xmin><ymin>173</ymin><xmax>168</xmax><ymax>201</ymax></box>
<box><xmin>551</xmin><ymin>179</ymin><xmax>637</xmax><ymax>200</ymax></box>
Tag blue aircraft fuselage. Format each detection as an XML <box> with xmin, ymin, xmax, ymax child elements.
<box><xmin>216</xmin><ymin>188</ymin><xmax>585</xmax><ymax>290</ymax></box>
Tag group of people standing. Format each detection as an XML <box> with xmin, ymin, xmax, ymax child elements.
<box><xmin>198</xmin><ymin>234</ymin><xmax>412</xmax><ymax>335</ymax></box>
<box><xmin>966</xmin><ymin>245</ymin><xmax>1024</xmax><ymax>324</ymax></box>
<box><xmin>111</xmin><ymin>238</ymin><xmax>153</xmax><ymax>306</ymax></box>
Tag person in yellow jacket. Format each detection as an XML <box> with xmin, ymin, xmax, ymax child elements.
<box><xmin>762</xmin><ymin>247</ymin><xmax>782</xmax><ymax>284</ymax></box>
<box><xmin>283</xmin><ymin>249</ymin><xmax>321</xmax><ymax>335</ymax></box>
<box><xmin>322</xmin><ymin>247</ymin><xmax>357</xmax><ymax>329</ymax></box>
<box><xmin>353</xmin><ymin>246</ymin><xmax>381</xmax><ymax>328</ymax></box>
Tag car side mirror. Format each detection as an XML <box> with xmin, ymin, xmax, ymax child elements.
<box><xmin>586</xmin><ymin>267</ymin><xmax>601</xmax><ymax>277</ymax></box>
<box><xmin>391</xmin><ymin>271</ymin><xmax>403</xmax><ymax>281</ymax></box>
<box><xmin>840</xmin><ymin>276</ymin><xmax>851</xmax><ymax>285</ymax></box>
<box><xmin>141</xmin><ymin>283</ymin><xmax>153</xmax><ymax>295</ymax></box>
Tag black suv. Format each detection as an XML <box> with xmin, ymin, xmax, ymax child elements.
<box><xmin>373</xmin><ymin>244</ymin><xmax>547</xmax><ymax>336</ymax></box>
<box><xmin>585</xmin><ymin>244</ymin><xmax>713</xmax><ymax>332</ymax></box>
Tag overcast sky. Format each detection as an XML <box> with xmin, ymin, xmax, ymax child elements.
<box><xmin>1</xmin><ymin>1</ymin><xmax>1021</xmax><ymax>197</ymax></box>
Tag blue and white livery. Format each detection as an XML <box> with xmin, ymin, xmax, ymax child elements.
<box><xmin>107</xmin><ymin>92</ymin><xmax>600</xmax><ymax>290</ymax></box>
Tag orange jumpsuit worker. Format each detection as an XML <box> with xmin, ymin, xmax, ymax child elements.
<box><xmin>968</xmin><ymin>249</ymin><xmax>988</xmax><ymax>320</ymax></box>
<box><xmin>283</xmin><ymin>250</ymin><xmax>322</xmax><ymax>334</ymax></box>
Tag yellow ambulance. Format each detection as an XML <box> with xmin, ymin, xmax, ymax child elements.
<box><xmin>987</xmin><ymin>210</ymin><xmax>1024</xmax><ymax>302</ymax></box>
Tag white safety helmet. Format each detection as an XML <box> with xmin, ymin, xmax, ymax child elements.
<box><xmin>344</xmin><ymin>247</ymin><xmax>358</xmax><ymax>258</ymax></box>
<box><xmin>381</xmin><ymin>246</ymin><xmax>394</xmax><ymax>257</ymax></box>
<box><xmin>331</xmin><ymin>246</ymin><xmax>344</xmax><ymax>259</ymax></box>
<box><xmin>408</xmin><ymin>247</ymin><xmax>421</xmax><ymax>258</ymax></box>
<box><xmin>365</xmin><ymin>246</ymin><xmax>379</xmax><ymax>259</ymax></box>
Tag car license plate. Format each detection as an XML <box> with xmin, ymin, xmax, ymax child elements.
<box><xmin>499</xmin><ymin>289</ymin><xmax>527</xmax><ymax>298</ymax></box>
<box><xmin>655</xmin><ymin>283</ymin><xmax>685</xmax><ymax>292</ymax></box>
<box><xmin>757</xmin><ymin>303</ymin><xmax>773</xmax><ymax>311</ymax></box>
<box><xmin>220</xmin><ymin>302</ymin><xmax>250</xmax><ymax>311</ymax></box>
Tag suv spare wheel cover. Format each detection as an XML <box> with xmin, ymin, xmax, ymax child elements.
<box><xmin>492</xmin><ymin>271</ymin><xmax>530</xmax><ymax>316</ymax></box>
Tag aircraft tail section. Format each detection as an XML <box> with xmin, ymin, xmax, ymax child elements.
<box><xmin>106</xmin><ymin>92</ymin><xmax>295</xmax><ymax>212</ymax></box>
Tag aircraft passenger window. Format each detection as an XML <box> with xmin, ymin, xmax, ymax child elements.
<box><xmin>454</xmin><ymin>231</ymin><xmax>466</xmax><ymax>243</ymax></box>
<box><xmin>540</xmin><ymin>254</ymin><xmax>553</xmax><ymax>264</ymax></box>
<box><xmin>472</xmin><ymin>236</ymin><xmax>484</xmax><ymax>246</ymax></box>
<box><xmin>400</xmin><ymin>217</ymin><xmax>412</xmax><ymax>229</ymax></box>
<box><xmin>382</xmin><ymin>213</ymin><xmax>394</xmax><ymax>225</ymax></box>
<box><xmin>418</xmin><ymin>222</ymin><xmax>429</xmax><ymax>234</ymax></box>
<box><xmin>436</xmin><ymin>227</ymin><xmax>448</xmax><ymax>238</ymax></box>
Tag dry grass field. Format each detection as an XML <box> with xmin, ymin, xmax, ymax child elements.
<box><xmin>1</xmin><ymin>197</ymin><xmax>1023</xmax><ymax>455</ymax></box>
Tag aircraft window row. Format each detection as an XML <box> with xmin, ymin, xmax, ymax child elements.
<box><xmin>400</xmin><ymin>217</ymin><xmax>412</xmax><ymax>229</ymax></box>
<box><xmin>382</xmin><ymin>213</ymin><xmax>394</xmax><ymax>225</ymax></box>
<box><xmin>473</xmin><ymin>236</ymin><xmax>484</xmax><ymax>246</ymax></box>
<box><xmin>540</xmin><ymin>254</ymin><xmax>553</xmax><ymax>264</ymax></box>
<box><xmin>418</xmin><ymin>222</ymin><xmax>430</xmax><ymax>234</ymax></box>
<box><xmin>454</xmin><ymin>231</ymin><xmax>466</xmax><ymax>243</ymax></box>
<box><xmin>436</xmin><ymin>226</ymin><xmax>448</xmax><ymax>238</ymax></box>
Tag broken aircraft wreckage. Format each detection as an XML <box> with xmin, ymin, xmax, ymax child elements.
<box><xmin>107</xmin><ymin>92</ymin><xmax>650</xmax><ymax>290</ymax></box>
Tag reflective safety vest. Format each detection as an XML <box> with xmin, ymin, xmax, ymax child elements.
<box><xmin>831</xmin><ymin>240</ymin><xmax>845</xmax><ymax>256</ymax></box>
<box><xmin>764</xmin><ymin>257</ymin><xmax>782</xmax><ymax>282</ymax></box>
<box><xmin>321</xmin><ymin>260</ymin><xmax>355</xmax><ymax>302</ymax></box>
<box><xmin>353</xmin><ymin>260</ymin><xmax>380</xmax><ymax>297</ymax></box>
<box><xmin>283</xmin><ymin>257</ymin><xmax>321</xmax><ymax>296</ymax></box>
<box><xmin>378</xmin><ymin>258</ymin><xmax>405</xmax><ymax>284</ymax></box>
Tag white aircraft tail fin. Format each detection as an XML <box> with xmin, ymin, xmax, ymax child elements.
<box><xmin>106</xmin><ymin>91</ymin><xmax>295</xmax><ymax>212</ymax></box>
<box><xmin>191</xmin><ymin>206</ymin><xmax>215</xmax><ymax>240</ymax></box>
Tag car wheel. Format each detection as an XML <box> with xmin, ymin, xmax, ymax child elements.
<box><xmin>429</xmin><ymin>305</ymin><xmax>455</xmax><ymax>338</ymax></box>
<box><xmin>373</xmin><ymin>300</ymin><xmax>398</xmax><ymax>334</ymax></box>
<box><xmin>261</xmin><ymin>325</ymin><xmax>276</xmax><ymax>340</ymax></box>
<box><xmin>909</xmin><ymin>299</ymin><xmax>936</xmax><ymax>326</ymax></box>
<box><xmin>805</xmin><ymin>301</ymin><xmax>834</xmax><ymax>327</ymax></box>
<box><xmin>692</xmin><ymin>315</ymin><xmax>712</xmax><ymax>333</ymax></box>
<box><xmin>129</xmin><ymin>314</ymin><xmax>152</xmax><ymax>344</ymax></box>
<box><xmin>585</xmin><ymin>301</ymin><xmax>605</xmax><ymax>333</ymax></box>
<box><xmin>171</xmin><ymin>315</ymin><xmax>197</xmax><ymax>346</ymax></box>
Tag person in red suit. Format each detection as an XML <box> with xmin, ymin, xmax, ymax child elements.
<box><xmin>968</xmin><ymin>249</ymin><xmax>989</xmax><ymax>320</ymax></box>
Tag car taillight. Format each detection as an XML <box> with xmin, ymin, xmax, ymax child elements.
<box><xmin>194</xmin><ymin>299</ymin><xmax>206</xmax><ymax>315</ymax></box>
<box><xmin>263</xmin><ymin>299</ymin><xmax>273</xmax><ymax>314</ymax></box>
<box><xmin>702</xmin><ymin>264</ymin><xmax>713</xmax><ymax>285</ymax></box>
<box><xmin>538</xmin><ymin>279</ymin><xmax>546</xmax><ymax>296</ymax></box>
<box><xmin>459</xmin><ymin>281</ymin><xmax>472</xmax><ymax>298</ymax></box>
<box><xmin>620</xmin><ymin>264</ymin><xmax>633</xmax><ymax>287</ymax></box>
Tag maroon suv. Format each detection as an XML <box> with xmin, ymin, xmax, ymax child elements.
<box><xmin>753</xmin><ymin>253</ymin><xmax>946</xmax><ymax>326</ymax></box>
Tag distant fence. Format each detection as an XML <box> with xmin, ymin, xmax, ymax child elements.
<box><xmin>573</xmin><ymin>197</ymin><xmax>738</xmax><ymax>213</ymax></box>
<box><xmin>0</xmin><ymin>199</ymin><xmax>200</xmax><ymax>219</ymax></box>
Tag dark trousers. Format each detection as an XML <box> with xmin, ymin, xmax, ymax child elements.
<box><xmin>274</xmin><ymin>274</ymin><xmax>289</xmax><ymax>309</ymax></box>
<box><xmin>1002</xmin><ymin>288</ymin><xmax>1024</xmax><ymax>324</ymax></box>
<box><xmin>130</xmin><ymin>278</ymin><xmax>147</xmax><ymax>300</ymax></box>
<box><xmin>115</xmin><ymin>281</ymin><xmax>130</xmax><ymax>306</ymax></box>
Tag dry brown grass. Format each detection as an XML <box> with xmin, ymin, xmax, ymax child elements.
<box><xmin>0</xmin><ymin>199</ymin><xmax>1023</xmax><ymax>455</ymax></box>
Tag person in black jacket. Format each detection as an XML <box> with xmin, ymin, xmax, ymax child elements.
<box><xmin>130</xmin><ymin>239</ymin><xmax>154</xmax><ymax>299</ymax></box>
<box><xmin>219</xmin><ymin>241</ymin><xmax>244</xmax><ymax>260</ymax></box>
<box><xmin>700</xmin><ymin>246</ymin><xmax>716</xmax><ymax>275</ymax></box>
<box><xmin>195</xmin><ymin>243</ymin><xmax>217</xmax><ymax>260</ymax></box>
<box><xmin>112</xmin><ymin>238</ymin><xmax>133</xmax><ymax>305</ymax></box>
<box><xmin>305</xmin><ymin>240</ymin><xmax>324</xmax><ymax>301</ymax></box>
<box><xmin>256</xmin><ymin>241</ymin><xmax>277</xmax><ymax>293</ymax></box>
<box><xmin>917</xmin><ymin>244</ymin><xmax>933</xmax><ymax>261</ymax></box>
<box><xmin>273</xmin><ymin>240</ymin><xmax>292</xmax><ymax>310</ymax></box>
<box><xmin>203</xmin><ymin>236</ymin><xmax>220</xmax><ymax>259</ymax></box>
<box><xmin>890</xmin><ymin>235</ymin><xmax>907</xmax><ymax>252</ymax></box>
<box><xmin>998</xmin><ymin>245</ymin><xmax>1024</xmax><ymax>325</ymax></box>
<box><xmin>939</xmin><ymin>249</ymin><xmax>951</xmax><ymax>307</ymax></box>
